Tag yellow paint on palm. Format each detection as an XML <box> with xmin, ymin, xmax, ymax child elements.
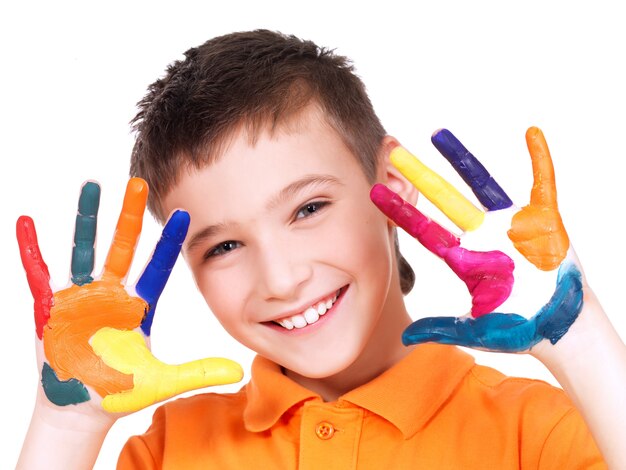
<box><xmin>45</xmin><ymin>281</ymin><xmax>145</xmax><ymax>397</ymax></box>
<box><xmin>91</xmin><ymin>327</ymin><xmax>244</xmax><ymax>413</ymax></box>
<box><xmin>390</xmin><ymin>147</ymin><xmax>485</xmax><ymax>231</ymax></box>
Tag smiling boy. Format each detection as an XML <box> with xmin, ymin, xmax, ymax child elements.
<box><xmin>17</xmin><ymin>30</ymin><xmax>626</xmax><ymax>469</ymax></box>
<box><xmin>161</xmin><ymin>104</ymin><xmax>416</xmax><ymax>394</ymax></box>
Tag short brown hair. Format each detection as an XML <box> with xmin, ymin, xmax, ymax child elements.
<box><xmin>130</xmin><ymin>29</ymin><xmax>414</xmax><ymax>293</ymax></box>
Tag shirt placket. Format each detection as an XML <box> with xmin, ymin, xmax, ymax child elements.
<box><xmin>298</xmin><ymin>401</ymin><xmax>364</xmax><ymax>470</ymax></box>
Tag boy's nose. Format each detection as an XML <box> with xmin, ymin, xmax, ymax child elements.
<box><xmin>256</xmin><ymin>241</ymin><xmax>312</xmax><ymax>301</ymax></box>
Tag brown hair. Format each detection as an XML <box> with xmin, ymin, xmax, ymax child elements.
<box><xmin>130</xmin><ymin>29</ymin><xmax>415</xmax><ymax>293</ymax></box>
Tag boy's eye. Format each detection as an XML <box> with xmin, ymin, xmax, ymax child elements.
<box><xmin>294</xmin><ymin>201</ymin><xmax>330</xmax><ymax>220</ymax></box>
<box><xmin>204</xmin><ymin>240</ymin><xmax>241</xmax><ymax>259</ymax></box>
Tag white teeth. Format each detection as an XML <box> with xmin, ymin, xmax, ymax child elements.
<box><xmin>275</xmin><ymin>289</ymin><xmax>342</xmax><ymax>329</ymax></box>
<box><xmin>304</xmin><ymin>307</ymin><xmax>320</xmax><ymax>324</ymax></box>
<box><xmin>291</xmin><ymin>315</ymin><xmax>307</xmax><ymax>328</ymax></box>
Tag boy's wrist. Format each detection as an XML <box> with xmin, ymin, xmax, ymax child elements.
<box><xmin>17</xmin><ymin>392</ymin><xmax>116</xmax><ymax>470</ymax></box>
<box><xmin>529</xmin><ymin>286</ymin><xmax>622</xmax><ymax>373</ymax></box>
<box><xmin>529</xmin><ymin>287</ymin><xmax>626</xmax><ymax>467</ymax></box>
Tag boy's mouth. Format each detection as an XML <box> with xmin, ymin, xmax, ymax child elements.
<box><xmin>272</xmin><ymin>287</ymin><xmax>344</xmax><ymax>330</ymax></box>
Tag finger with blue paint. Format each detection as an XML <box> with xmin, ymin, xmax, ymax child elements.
<box><xmin>402</xmin><ymin>262</ymin><xmax>584</xmax><ymax>352</ymax></box>
<box><xmin>371</xmin><ymin>127</ymin><xmax>582</xmax><ymax>353</ymax></box>
<box><xmin>136</xmin><ymin>209</ymin><xmax>190</xmax><ymax>335</ymax></box>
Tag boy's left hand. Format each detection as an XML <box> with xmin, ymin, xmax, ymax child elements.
<box><xmin>371</xmin><ymin>127</ymin><xmax>585</xmax><ymax>354</ymax></box>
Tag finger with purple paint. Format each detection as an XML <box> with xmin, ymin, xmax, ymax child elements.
<box><xmin>136</xmin><ymin>210</ymin><xmax>191</xmax><ymax>335</ymax></box>
<box><xmin>431</xmin><ymin>129</ymin><xmax>513</xmax><ymax>211</ymax></box>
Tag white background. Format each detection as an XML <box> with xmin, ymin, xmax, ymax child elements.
<box><xmin>1</xmin><ymin>1</ymin><xmax>624</xmax><ymax>468</ymax></box>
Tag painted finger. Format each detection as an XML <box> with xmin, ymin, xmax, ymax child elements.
<box><xmin>371</xmin><ymin>184</ymin><xmax>514</xmax><ymax>316</ymax></box>
<box><xmin>533</xmin><ymin>262</ymin><xmax>583</xmax><ymax>345</ymax></box>
<box><xmin>136</xmin><ymin>210</ymin><xmax>191</xmax><ymax>335</ymax></box>
<box><xmin>508</xmin><ymin>128</ymin><xmax>568</xmax><ymax>271</ymax></box>
<box><xmin>16</xmin><ymin>216</ymin><xmax>53</xmax><ymax>339</ymax></box>
<box><xmin>526</xmin><ymin>127</ymin><xmax>558</xmax><ymax>209</ymax></box>
<box><xmin>71</xmin><ymin>182</ymin><xmax>101</xmax><ymax>286</ymax></box>
<box><xmin>402</xmin><ymin>262</ymin><xmax>584</xmax><ymax>352</ymax></box>
<box><xmin>431</xmin><ymin>129</ymin><xmax>513</xmax><ymax>211</ymax></box>
<box><xmin>91</xmin><ymin>328</ymin><xmax>244</xmax><ymax>413</ymax></box>
<box><xmin>390</xmin><ymin>146</ymin><xmax>484</xmax><ymax>231</ymax></box>
<box><xmin>402</xmin><ymin>314</ymin><xmax>538</xmax><ymax>352</ymax></box>
<box><xmin>370</xmin><ymin>184</ymin><xmax>460</xmax><ymax>256</ymax></box>
<box><xmin>102</xmin><ymin>178</ymin><xmax>148</xmax><ymax>281</ymax></box>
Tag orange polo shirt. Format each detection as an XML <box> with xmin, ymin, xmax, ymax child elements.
<box><xmin>117</xmin><ymin>344</ymin><xmax>605</xmax><ymax>469</ymax></box>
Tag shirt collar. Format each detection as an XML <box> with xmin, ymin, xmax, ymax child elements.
<box><xmin>243</xmin><ymin>344</ymin><xmax>475</xmax><ymax>438</ymax></box>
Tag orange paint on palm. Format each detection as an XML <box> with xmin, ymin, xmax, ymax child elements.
<box><xmin>508</xmin><ymin>127</ymin><xmax>569</xmax><ymax>271</ymax></box>
<box><xmin>103</xmin><ymin>178</ymin><xmax>148</xmax><ymax>281</ymax></box>
<box><xmin>43</xmin><ymin>281</ymin><xmax>147</xmax><ymax>397</ymax></box>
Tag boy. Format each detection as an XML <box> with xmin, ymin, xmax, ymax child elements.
<box><xmin>17</xmin><ymin>30</ymin><xmax>626</xmax><ymax>468</ymax></box>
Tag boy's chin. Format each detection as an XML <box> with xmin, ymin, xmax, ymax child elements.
<box><xmin>280</xmin><ymin>346</ymin><xmax>364</xmax><ymax>381</ymax></box>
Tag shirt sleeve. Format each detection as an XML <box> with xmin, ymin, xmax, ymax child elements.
<box><xmin>538</xmin><ymin>407</ymin><xmax>607</xmax><ymax>470</ymax></box>
<box><xmin>116</xmin><ymin>407</ymin><xmax>166</xmax><ymax>470</ymax></box>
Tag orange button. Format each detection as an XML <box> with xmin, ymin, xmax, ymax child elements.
<box><xmin>315</xmin><ymin>422</ymin><xmax>335</xmax><ymax>440</ymax></box>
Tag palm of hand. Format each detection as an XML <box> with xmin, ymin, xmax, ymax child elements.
<box><xmin>44</xmin><ymin>281</ymin><xmax>146</xmax><ymax>398</ymax></box>
<box><xmin>371</xmin><ymin>127</ymin><xmax>584</xmax><ymax>353</ymax></box>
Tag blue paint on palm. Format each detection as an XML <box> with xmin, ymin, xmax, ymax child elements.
<box><xmin>71</xmin><ymin>182</ymin><xmax>100</xmax><ymax>286</ymax></box>
<box><xmin>431</xmin><ymin>129</ymin><xmax>513</xmax><ymax>211</ymax></box>
<box><xmin>403</xmin><ymin>263</ymin><xmax>583</xmax><ymax>352</ymax></box>
<box><xmin>136</xmin><ymin>210</ymin><xmax>190</xmax><ymax>336</ymax></box>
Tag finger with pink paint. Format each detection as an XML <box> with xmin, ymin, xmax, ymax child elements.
<box><xmin>370</xmin><ymin>185</ymin><xmax>514</xmax><ymax>317</ymax></box>
<box><xmin>371</xmin><ymin>127</ymin><xmax>582</xmax><ymax>353</ymax></box>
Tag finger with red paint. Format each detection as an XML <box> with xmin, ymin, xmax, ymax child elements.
<box><xmin>16</xmin><ymin>215</ymin><xmax>54</xmax><ymax>340</ymax></box>
<box><xmin>371</xmin><ymin>127</ymin><xmax>582</xmax><ymax>353</ymax></box>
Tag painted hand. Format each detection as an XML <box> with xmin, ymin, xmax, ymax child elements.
<box><xmin>17</xmin><ymin>178</ymin><xmax>243</xmax><ymax>414</ymax></box>
<box><xmin>371</xmin><ymin>127</ymin><xmax>584</xmax><ymax>353</ymax></box>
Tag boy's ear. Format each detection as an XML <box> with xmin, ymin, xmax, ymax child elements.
<box><xmin>378</xmin><ymin>135</ymin><xmax>418</xmax><ymax>206</ymax></box>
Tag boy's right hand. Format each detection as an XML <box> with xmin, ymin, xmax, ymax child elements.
<box><xmin>17</xmin><ymin>178</ymin><xmax>243</xmax><ymax>419</ymax></box>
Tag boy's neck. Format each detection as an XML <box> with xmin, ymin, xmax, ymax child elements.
<box><xmin>283</xmin><ymin>292</ymin><xmax>416</xmax><ymax>402</ymax></box>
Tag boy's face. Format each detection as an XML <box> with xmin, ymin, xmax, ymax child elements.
<box><xmin>162</xmin><ymin>106</ymin><xmax>400</xmax><ymax>378</ymax></box>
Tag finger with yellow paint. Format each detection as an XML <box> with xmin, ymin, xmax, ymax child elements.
<box><xmin>91</xmin><ymin>327</ymin><xmax>244</xmax><ymax>413</ymax></box>
<box><xmin>390</xmin><ymin>146</ymin><xmax>485</xmax><ymax>231</ymax></box>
